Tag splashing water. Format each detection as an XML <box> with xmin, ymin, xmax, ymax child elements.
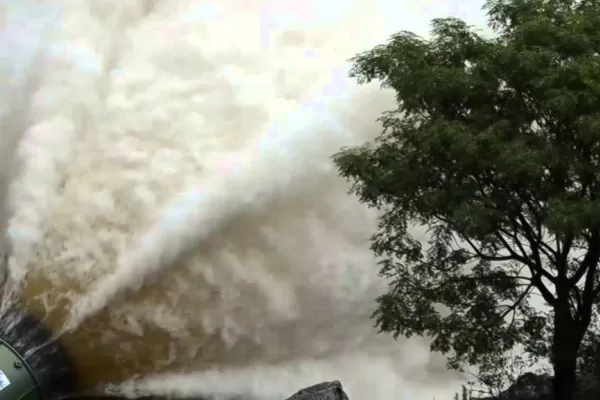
<box><xmin>62</xmin><ymin>89</ymin><xmax>380</xmax><ymax>333</ymax></box>
<box><xmin>0</xmin><ymin>0</ymin><xmax>490</xmax><ymax>398</ymax></box>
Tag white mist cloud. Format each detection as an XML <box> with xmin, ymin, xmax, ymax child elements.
<box><xmin>2</xmin><ymin>0</ymin><xmax>489</xmax><ymax>398</ymax></box>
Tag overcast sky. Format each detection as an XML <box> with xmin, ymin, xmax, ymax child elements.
<box><xmin>1</xmin><ymin>0</ymin><xmax>490</xmax><ymax>75</ymax></box>
<box><xmin>366</xmin><ymin>0</ymin><xmax>490</xmax><ymax>37</ymax></box>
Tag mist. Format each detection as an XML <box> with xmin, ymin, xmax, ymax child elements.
<box><xmin>1</xmin><ymin>0</ymin><xmax>488</xmax><ymax>398</ymax></box>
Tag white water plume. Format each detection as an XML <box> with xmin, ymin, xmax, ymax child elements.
<box><xmin>0</xmin><ymin>1</ymin><xmax>59</xmax><ymax>289</ymax></box>
<box><xmin>1</xmin><ymin>0</ymin><xmax>490</xmax><ymax>398</ymax></box>
<box><xmin>107</xmin><ymin>353</ymin><xmax>461</xmax><ymax>400</ymax></box>
<box><xmin>64</xmin><ymin>88</ymin><xmax>374</xmax><ymax>332</ymax></box>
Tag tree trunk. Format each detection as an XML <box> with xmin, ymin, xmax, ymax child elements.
<box><xmin>553</xmin><ymin>347</ymin><xmax>578</xmax><ymax>400</ymax></box>
<box><xmin>552</xmin><ymin>306</ymin><xmax>583</xmax><ymax>400</ymax></box>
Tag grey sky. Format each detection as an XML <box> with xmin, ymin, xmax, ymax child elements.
<box><xmin>2</xmin><ymin>0</ymin><xmax>491</xmax><ymax>77</ymax></box>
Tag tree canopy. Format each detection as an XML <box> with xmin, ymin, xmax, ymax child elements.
<box><xmin>333</xmin><ymin>0</ymin><xmax>600</xmax><ymax>398</ymax></box>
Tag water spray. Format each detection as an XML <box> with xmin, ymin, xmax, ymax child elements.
<box><xmin>0</xmin><ymin>4</ymin><xmax>78</xmax><ymax>399</ymax></box>
<box><xmin>0</xmin><ymin>1</ymin><xmax>471</xmax><ymax>399</ymax></box>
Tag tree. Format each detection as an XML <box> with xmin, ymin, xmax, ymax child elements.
<box><xmin>577</xmin><ymin>305</ymin><xmax>600</xmax><ymax>379</ymax></box>
<box><xmin>332</xmin><ymin>1</ymin><xmax>600</xmax><ymax>399</ymax></box>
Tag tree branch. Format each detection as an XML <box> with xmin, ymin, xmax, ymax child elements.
<box><xmin>519</xmin><ymin>192</ymin><xmax>558</xmax><ymax>264</ymax></box>
<box><xmin>463</xmin><ymin>236</ymin><xmax>514</xmax><ymax>262</ymax></box>
<box><xmin>498</xmin><ymin>228</ymin><xmax>555</xmax><ymax>283</ymax></box>
<box><xmin>515</xmin><ymin>213</ymin><xmax>553</xmax><ymax>274</ymax></box>
<box><xmin>557</xmin><ymin>233</ymin><xmax>574</xmax><ymax>276</ymax></box>
<box><xmin>493</xmin><ymin>228</ymin><xmax>556</xmax><ymax>305</ymax></box>
<box><xmin>529</xmin><ymin>271</ymin><xmax>557</xmax><ymax>306</ymax></box>
<box><xmin>569</xmin><ymin>231</ymin><xmax>598</xmax><ymax>286</ymax></box>
<box><xmin>482</xmin><ymin>283</ymin><xmax>533</xmax><ymax>329</ymax></box>
<box><xmin>577</xmin><ymin>229</ymin><xmax>600</xmax><ymax>325</ymax></box>
<box><xmin>496</xmin><ymin>227</ymin><xmax>529</xmax><ymax>263</ymax></box>
<box><xmin>570</xmin><ymin>287</ymin><xmax>582</xmax><ymax>316</ymax></box>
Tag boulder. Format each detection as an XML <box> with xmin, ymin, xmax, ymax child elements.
<box><xmin>286</xmin><ymin>381</ymin><xmax>350</xmax><ymax>400</ymax></box>
<box><xmin>486</xmin><ymin>372</ymin><xmax>552</xmax><ymax>400</ymax></box>
<box><xmin>80</xmin><ymin>381</ymin><xmax>351</xmax><ymax>400</ymax></box>
<box><xmin>477</xmin><ymin>372</ymin><xmax>600</xmax><ymax>400</ymax></box>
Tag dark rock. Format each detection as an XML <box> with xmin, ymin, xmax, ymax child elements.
<box><xmin>74</xmin><ymin>381</ymin><xmax>350</xmax><ymax>400</ymax></box>
<box><xmin>500</xmin><ymin>372</ymin><xmax>552</xmax><ymax>400</ymax></box>
<box><xmin>286</xmin><ymin>381</ymin><xmax>349</xmax><ymax>400</ymax></box>
<box><xmin>477</xmin><ymin>372</ymin><xmax>600</xmax><ymax>400</ymax></box>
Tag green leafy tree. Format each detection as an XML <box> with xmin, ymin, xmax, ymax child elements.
<box><xmin>332</xmin><ymin>1</ymin><xmax>600</xmax><ymax>399</ymax></box>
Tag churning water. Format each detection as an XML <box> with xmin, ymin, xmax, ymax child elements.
<box><xmin>0</xmin><ymin>0</ymin><xmax>488</xmax><ymax>398</ymax></box>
